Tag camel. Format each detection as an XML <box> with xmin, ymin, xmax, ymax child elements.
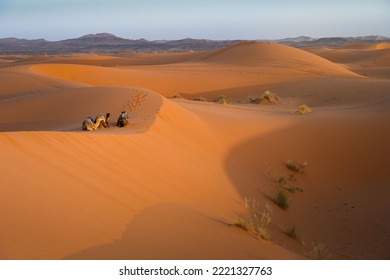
<box><xmin>82</xmin><ymin>115</ymin><xmax>106</xmax><ymax>131</ymax></box>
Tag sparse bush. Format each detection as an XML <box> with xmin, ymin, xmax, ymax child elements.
<box><xmin>286</xmin><ymin>160</ymin><xmax>307</xmax><ymax>174</ymax></box>
<box><xmin>306</xmin><ymin>243</ymin><xmax>331</xmax><ymax>260</ymax></box>
<box><xmin>233</xmin><ymin>199</ymin><xmax>273</xmax><ymax>240</ymax></box>
<box><xmin>285</xmin><ymin>225</ymin><xmax>300</xmax><ymax>241</ymax></box>
<box><xmin>296</xmin><ymin>104</ymin><xmax>311</xmax><ymax>114</ymax></box>
<box><xmin>193</xmin><ymin>97</ymin><xmax>207</xmax><ymax>102</ymax></box>
<box><xmin>261</xmin><ymin>90</ymin><xmax>280</xmax><ymax>104</ymax></box>
<box><xmin>274</xmin><ymin>189</ymin><xmax>289</xmax><ymax>210</ymax></box>
<box><xmin>248</xmin><ymin>90</ymin><xmax>280</xmax><ymax>105</ymax></box>
<box><xmin>256</xmin><ymin>203</ymin><xmax>273</xmax><ymax>239</ymax></box>
<box><xmin>233</xmin><ymin>215</ymin><xmax>254</xmax><ymax>232</ymax></box>
<box><xmin>170</xmin><ymin>94</ymin><xmax>186</xmax><ymax>99</ymax></box>
<box><xmin>213</xmin><ymin>95</ymin><xmax>231</xmax><ymax>104</ymax></box>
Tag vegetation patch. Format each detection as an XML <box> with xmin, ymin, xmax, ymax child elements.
<box><xmin>233</xmin><ymin>199</ymin><xmax>273</xmax><ymax>240</ymax></box>
<box><xmin>213</xmin><ymin>95</ymin><xmax>231</xmax><ymax>104</ymax></box>
<box><xmin>193</xmin><ymin>97</ymin><xmax>207</xmax><ymax>102</ymax></box>
<box><xmin>296</xmin><ymin>104</ymin><xmax>311</xmax><ymax>114</ymax></box>
<box><xmin>285</xmin><ymin>225</ymin><xmax>301</xmax><ymax>242</ymax></box>
<box><xmin>274</xmin><ymin>189</ymin><xmax>289</xmax><ymax>210</ymax></box>
<box><xmin>170</xmin><ymin>94</ymin><xmax>187</xmax><ymax>100</ymax></box>
<box><xmin>306</xmin><ymin>243</ymin><xmax>331</xmax><ymax>260</ymax></box>
<box><xmin>286</xmin><ymin>160</ymin><xmax>307</xmax><ymax>174</ymax></box>
<box><xmin>249</xmin><ymin>90</ymin><xmax>280</xmax><ymax>105</ymax></box>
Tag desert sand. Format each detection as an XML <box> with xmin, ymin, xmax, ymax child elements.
<box><xmin>0</xmin><ymin>42</ymin><xmax>389</xmax><ymax>259</ymax></box>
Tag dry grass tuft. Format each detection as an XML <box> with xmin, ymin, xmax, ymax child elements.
<box><xmin>274</xmin><ymin>189</ymin><xmax>289</xmax><ymax>210</ymax></box>
<box><xmin>233</xmin><ymin>199</ymin><xmax>273</xmax><ymax>240</ymax></box>
<box><xmin>193</xmin><ymin>97</ymin><xmax>207</xmax><ymax>102</ymax></box>
<box><xmin>213</xmin><ymin>95</ymin><xmax>231</xmax><ymax>104</ymax></box>
<box><xmin>248</xmin><ymin>90</ymin><xmax>280</xmax><ymax>105</ymax></box>
<box><xmin>296</xmin><ymin>104</ymin><xmax>311</xmax><ymax>114</ymax></box>
<box><xmin>306</xmin><ymin>243</ymin><xmax>332</xmax><ymax>260</ymax></box>
<box><xmin>286</xmin><ymin>160</ymin><xmax>307</xmax><ymax>174</ymax></box>
<box><xmin>285</xmin><ymin>225</ymin><xmax>301</xmax><ymax>242</ymax></box>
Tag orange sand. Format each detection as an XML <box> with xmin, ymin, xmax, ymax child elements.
<box><xmin>0</xmin><ymin>42</ymin><xmax>389</xmax><ymax>259</ymax></box>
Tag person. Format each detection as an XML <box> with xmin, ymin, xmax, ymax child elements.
<box><xmin>87</xmin><ymin>116</ymin><xmax>95</xmax><ymax>123</ymax></box>
<box><xmin>117</xmin><ymin>111</ymin><xmax>129</xmax><ymax>127</ymax></box>
<box><xmin>103</xmin><ymin>113</ymin><xmax>111</xmax><ymax>127</ymax></box>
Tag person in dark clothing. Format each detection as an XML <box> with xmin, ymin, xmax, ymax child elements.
<box><xmin>117</xmin><ymin>111</ymin><xmax>129</xmax><ymax>127</ymax></box>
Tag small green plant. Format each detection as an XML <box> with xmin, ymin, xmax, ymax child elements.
<box><xmin>193</xmin><ymin>97</ymin><xmax>207</xmax><ymax>102</ymax></box>
<box><xmin>286</xmin><ymin>160</ymin><xmax>307</xmax><ymax>174</ymax></box>
<box><xmin>274</xmin><ymin>189</ymin><xmax>289</xmax><ymax>210</ymax></box>
<box><xmin>285</xmin><ymin>225</ymin><xmax>300</xmax><ymax>241</ymax></box>
<box><xmin>213</xmin><ymin>95</ymin><xmax>231</xmax><ymax>104</ymax></box>
<box><xmin>306</xmin><ymin>243</ymin><xmax>331</xmax><ymax>260</ymax></box>
<box><xmin>296</xmin><ymin>104</ymin><xmax>311</xmax><ymax>114</ymax></box>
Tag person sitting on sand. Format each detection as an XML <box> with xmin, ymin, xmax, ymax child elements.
<box><xmin>102</xmin><ymin>113</ymin><xmax>111</xmax><ymax>128</ymax></box>
<box><xmin>117</xmin><ymin>111</ymin><xmax>129</xmax><ymax>127</ymax></box>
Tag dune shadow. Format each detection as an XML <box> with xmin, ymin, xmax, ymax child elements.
<box><xmin>64</xmin><ymin>203</ymin><xmax>270</xmax><ymax>260</ymax></box>
<box><xmin>223</xmin><ymin>114</ymin><xmax>390</xmax><ymax>259</ymax></box>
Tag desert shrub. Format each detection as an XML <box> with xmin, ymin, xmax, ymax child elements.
<box><xmin>274</xmin><ymin>189</ymin><xmax>289</xmax><ymax>210</ymax></box>
<box><xmin>296</xmin><ymin>104</ymin><xmax>311</xmax><ymax>114</ymax></box>
<box><xmin>213</xmin><ymin>95</ymin><xmax>231</xmax><ymax>104</ymax></box>
<box><xmin>286</xmin><ymin>160</ymin><xmax>307</xmax><ymax>174</ymax></box>
<box><xmin>256</xmin><ymin>203</ymin><xmax>273</xmax><ymax>239</ymax></box>
<box><xmin>193</xmin><ymin>97</ymin><xmax>207</xmax><ymax>102</ymax></box>
<box><xmin>170</xmin><ymin>94</ymin><xmax>186</xmax><ymax>99</ymax></box>
<box><xmin>285</xmin><ymin>225</ymin><xmax>300</xmax><ymax>241</ymax></box>
<box><xmin>306</xmin><ymin>243</ymin><xmax>331</xmax><ymax>260</ymax></box>
<box><xmin>234</xmin><ymin>199</ymin><xmax>273</xmax><ymax>240</ymax></box>
<box><xmin>261</xmin><ymin>90</ymin><xmax>280</xmax><ymax>104</ymax></box>
<box><xmin>249</xmin><ymin>90</ymin><xmax>280</xmax><ymax>105</ymax></box>
<box><xmin>233</xmin><ymin>215</ymin><xmax>254</xmax><ymax>231</ymax></box>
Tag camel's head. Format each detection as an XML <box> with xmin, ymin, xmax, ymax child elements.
<box><xmin>96</xmin><ymin>114</ymin><xmax>105</xmax><ymax>122</ymax></box>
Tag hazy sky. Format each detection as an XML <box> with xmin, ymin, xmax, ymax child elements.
<box><xmin>0</xmin><ymin>0</ymin><xmax>389</xmax><ymax>40</ymax></box>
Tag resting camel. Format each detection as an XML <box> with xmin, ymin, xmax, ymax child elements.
<box><xmin>82</xmin><ymin>115</ymin><xmax>106</xmax><ymax>131</ymax></box>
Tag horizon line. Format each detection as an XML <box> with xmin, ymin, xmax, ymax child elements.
<box><xmin>1</xmin><ymin>33</ymin><xmax>389</xmax><ymax>42</ymax></box>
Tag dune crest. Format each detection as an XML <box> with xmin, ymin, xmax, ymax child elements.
<box><xmin>201</xmin><ymin>42</ymin><xmax>357</xmax><ymax>76</ymax></box>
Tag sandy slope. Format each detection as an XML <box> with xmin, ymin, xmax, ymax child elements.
<box><xmin>29</xmin><ymin>42</ymin><xmax>360</xmax><ymax>100</ymax></box>
<box><xmin>305</xmin><ymin>43</ymin><xmax>390</xmax><ymax>79</ymax></box>
<box><xmin>0</xmin><ymin>42</ymin><xmax>389</xmax><ymax>259</ymax></box>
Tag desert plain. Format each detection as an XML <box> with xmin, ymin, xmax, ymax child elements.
<box><xmin>0</xmin><ymin>41</ymin><xmax>389</xmax><ymax>259</ymax></box>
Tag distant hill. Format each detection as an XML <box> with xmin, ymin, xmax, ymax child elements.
<box><xmin>0</xmin><ymin>33</ymin><xmax>388</xmax><ymax>54</ymax></box>
<box><xmin>0</xmin><ymin>33</ymin><xmax>240</xmax><ymax>54</ymax></box>
<box><xmin>276</xmin><ymin>35</ymin><xmax>390</xmax><ymax>47</ymax></box>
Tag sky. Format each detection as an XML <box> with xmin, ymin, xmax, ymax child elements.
<box><xmin>0</xmin><ymin>0</ymin><xmax>389</xmax><ymax>40</ymax></box>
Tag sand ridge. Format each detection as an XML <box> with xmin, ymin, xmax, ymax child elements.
<box><xmin>0</xmin><ymin>42</ymin><xmax>389</xmax><ymax>259</ymax></box>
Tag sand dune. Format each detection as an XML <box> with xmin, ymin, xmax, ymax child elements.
<box><xmin>305</xmin><ymin>43</ymin><xmax>390</xmax><ymax>79</ymax></box>
<box><xmin>28</xmin><ymin>42</ymin><xmax>362</xmax><ymax>102</ymax></box>
<box><xmin>0</xmin><ymin>42</ymin><xmax>389</xmax><ymax>260</ymax></box>
<box><xmin>201</xmin><ymin>42</ymin><xmax>357</xmax><ymax>76</ymax></box>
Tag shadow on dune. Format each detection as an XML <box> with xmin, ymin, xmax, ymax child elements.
<box><xmin>223</xmin><ymin>113</ymin><xmax>390</xmax><ymax>259</ymax></box>
<box><xmin>64</xmin><ymin>203</ymin><xmax>284</xmax><ymax>260</ymax></box>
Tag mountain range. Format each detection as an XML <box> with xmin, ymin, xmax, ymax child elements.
<box><xmin>0</xmin><ymin>33</ymin><xmax>388</xmax><ymax>54</ymax></box>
